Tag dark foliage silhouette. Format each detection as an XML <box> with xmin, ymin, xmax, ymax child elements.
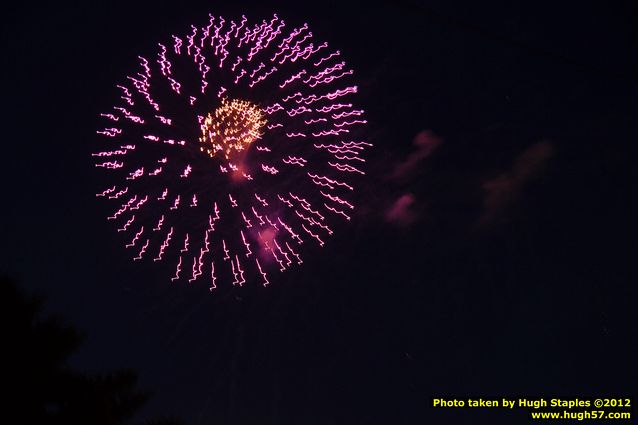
<box><xmin>1</xmin><ymin>275</ymin><xmax>183</xmax><ymax>425</ymax></box>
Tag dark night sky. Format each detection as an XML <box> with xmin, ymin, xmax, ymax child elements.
<box><xmin>2</xmin><ymin>1</ymin><xmax>637</xmax><ymax>424</ymax></box>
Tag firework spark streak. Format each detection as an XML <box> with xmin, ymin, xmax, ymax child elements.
<box><xmin>94</xmin><ymin>13</ymin><xmax>370</xmax><ymax>288</ymax></box>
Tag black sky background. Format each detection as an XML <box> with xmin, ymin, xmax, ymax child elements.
<box><xmin>2</xmin><ymin>1</ymin><xmax>637</xmax><ymax>424</ymax></box>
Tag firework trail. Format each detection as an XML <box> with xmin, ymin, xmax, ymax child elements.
<box><xmin>94</xmin><ymin>13</ymin><xmax>370</xmax><ymax>288</ymax></box>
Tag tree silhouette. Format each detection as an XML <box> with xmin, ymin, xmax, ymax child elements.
<box><xmin>1</xmin><ymin>275</ymin><xmax>183</xmax><ymax>425</ymax></box>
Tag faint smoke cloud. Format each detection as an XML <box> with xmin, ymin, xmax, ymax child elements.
<box><xmin>479</xmin><ymin>140</ymin><xmax>554</xmax><ymax>224</ymax></box>
<box><xmin>391</xmin><ymin>130</ymin><xmax>441</xmax><ymax>180</ymax></box>
<box><xmin>385</xmin><ymin>193</ymin><xmax>418</xmax><ymax>226</ymax></box>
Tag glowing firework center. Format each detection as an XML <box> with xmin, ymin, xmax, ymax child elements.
<box><xmin>199</xmin><ymin>98</ymin><xmax>266</xmax><ymax>161</ymax></box>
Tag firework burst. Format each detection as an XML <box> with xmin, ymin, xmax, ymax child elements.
<box><xmin>94</xmin><ymin>13</ymin><xmax>371</xmax><ymax>289</ymax></box>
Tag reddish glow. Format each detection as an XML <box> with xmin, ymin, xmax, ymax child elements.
<box><xmin>95</xmin><ymin>13</ymin><xmax>371</xmax><ymax>288</ymax></box>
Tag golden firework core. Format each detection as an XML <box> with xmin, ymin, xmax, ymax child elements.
<box><xmin>199</xmin><ymin>97</ymin><xmax>267</xmax><ymax>160</ymax></box>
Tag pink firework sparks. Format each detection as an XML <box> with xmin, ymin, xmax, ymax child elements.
<box><xmin>94</xmin><ymin>13</ymin><xmax>371</xmax><ymax>288</ymax></box>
